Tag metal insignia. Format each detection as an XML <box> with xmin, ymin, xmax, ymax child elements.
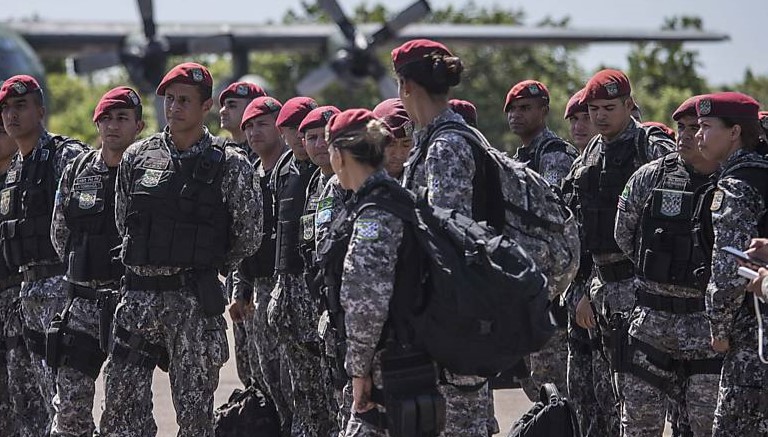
<box><xmin>308</xmin><ymin>101</ymin><xmax>319</xmax><ymax>109</ymax></box>
<box><xmin>698</xmin><ymin>99</ymin><xmax>712</xmax><ymax>116</ymax></box>
<box><xmin>128</xmin><ymin>90</ymin><xmax>140</xmax><ymax>105</ymax></box>
<box><xmin>11</xmin><ymin>82</ymin><xmax>27</xmax><ymax>94</ymax></box>
<box><xmin>322</xmin><ymin>110</ymin><xmax>334</xmax><ymax>121</ymax></box>
<box><xmin>527</xmin><ymin>84</ymin><xmax>540</xmax><ymax>95</ymax></box>
<box><xmin>605</xmin><ymin>82</ymin><xmax>619</xmax><ymax>97</ymax></box>
<box><xmin>660</xmin><ymin>190</ymin><xmax>682</xmax><ymax>217</ymax></box>
<box><xmin>236</xmin><ymin>84</ymin><xmax>249</xmax><ymax>96</ymax></box>
<box><xmin>0</xmin><ymin>190</ymin><xmax>10</xmax><ymax>215</ymax></box>
<box><xmin>140</xmin><ymin>169</ymin><xmax>164</xmax><ymax>187</ymax></box>
<box><xmin>191</xmin><ymin>68</ymin><xmax>204</xmax><ymax>83</ymax></box>
<box><xmin>710</xmin><ymin>190</ymin><xmax>724</xmax><ymax>211</ymax></box>
<box><xmin>265</xmin><ymin>99</ymin><xmax>280</xmax><ymax>112</ymax></box>
<box><xmin>77</xmin><ymin>190</ymin><xmax>97</xmax><ymax>209</ymax></box>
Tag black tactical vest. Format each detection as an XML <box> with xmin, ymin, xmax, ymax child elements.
<box><xmin>62</xmin><ymin>150</ymin><xmax>123</xmax><ymax>283</ymax></box>
<box><xmin>299</xmin><ymin>168</ymin><xmax>324</xmax><ymax>268</ymax></box>
<box><xmin>0</xmin><ymin>135</ymin><xmax>76</xmax><ymax>268</ymax></box>
<box><xmin>514</xmin><ymin>136</ymin><xmax>578</xmax><ymax>175</ymax></box>
<box><xmin>637</xmin><ymin>153</ymin><xmax>712</xmax><ymax>289</ymax></box>
<box><xmin>122</xmin><ymin>136</ymin><xmax>230</xmax><ymax>269</ymax></box>
<box><xmin>573</xmin><ymin>128</ymin><xmax>650</xmax><ymax>255</ymax></box>
<box><xmin>0</xmin><ymin>169</ymin><xmax>18</xmax><ymax>281</ymax></box>
<box><xmin>238</xmin><ymin>159</ymin><xmax>276</xmax><ymax>280</ymax></box>
<box><xmin>272</xmin><ymin>151</ymin><xmax>317</xmax><ymax>275</ymax></box>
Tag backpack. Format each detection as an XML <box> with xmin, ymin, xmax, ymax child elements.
<box><xmin>341</xmin><ymin>179</ymin><xmax>553</xmax><ymax>377</ymax></box>
<box><xmin>421</xmin><ymin>122</ymin><xmax>580</xmax><ymax>297</ymax></box>
<box><xmin>507</xmin><ymin>383</ymin><xmax>581</xmax><ymax>437</ymax></box>
<box><xmin>213</xmin><ymin>386</ymin><xmax>280</xmax><ymax>437</ymax></box>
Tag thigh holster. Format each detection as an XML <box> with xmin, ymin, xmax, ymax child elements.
<box><xmin>110</xmin><ymin>325</ymin><xmax>169</xmax><ymax>372</ymax></box>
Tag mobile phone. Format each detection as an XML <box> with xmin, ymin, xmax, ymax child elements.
<box><xmin>721</xmin><ymin>246</ymin><xmax>768</xmax><ymax>269</ymax></box>
<box><xmin>738</xmin><ymin>266</ymin><xmax>760</xmax><ymax>281</ymax></box>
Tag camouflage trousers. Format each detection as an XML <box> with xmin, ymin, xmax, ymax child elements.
<box><xmin>711</xmin><ymin>342</ymin><xmax>768</xmax><ymax>436</ymax></box>
<box><xmin>439</xmin><ymin>374</ymin><xmax>490</xmax><ymax>437</ymax></box>
<box><xmin>617</xmin><ymin>346</ymin><xmax>720</xmax><ymax>437</ymax></box>
<box><xmin>567</xmin><ymin>336</ymin><xmax>606</xmax><ymax>437</ymax></box>
<box><xmin>100</xmin><ymin>288</ymin><xmax>229</xmax><ymax>437</ymax></box>
<box><xmin>520</xmin><ymin>328</ymin><xmax>568</xmax><ymax>400</ymax></box>
<box><xmin>51</xmin><ymin>297</ymin><xmax>104</xmax><ymax>437</ymax></box>
<box><xmin>233</xmin><ymin>315</ymin><xmax>254</xmax><ymax>387</ymax></box>
<box><xmin>1</xmin><ymin>285</ymin><xmax>50</xmax><ymax>437</ymax></box>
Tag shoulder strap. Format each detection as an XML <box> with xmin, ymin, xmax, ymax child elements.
<box><xmin>534</xmin><ymin>136</ymin><xmax>578</xmax><ymax>174</ymax></box>
<box><xmin>539</xmin><ymin>383</ymin><xmax>562</xmax><ymax>404</ymax></box>
<box><xmin>634</xmin><ymin>126</ymin><xmax>650</xmax><ymax>165</ymax></box>
<box><xmin>69</xmin><ymin>150</ymin><xmax>98</xmax><ymax>186</ymax></box>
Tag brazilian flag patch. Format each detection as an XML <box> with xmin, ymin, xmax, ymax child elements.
<box><xmin>354</xmin><ymin>219</ymin><xmax>381</xmax><ymax>240</ymax></box>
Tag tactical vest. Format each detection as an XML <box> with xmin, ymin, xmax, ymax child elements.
<box><xmin>273</xmin><ymin>151</ymin><xmax>317</xmax><ymax>275</ymax></box>
<box><xmin>573</xmin><ymin>128</ymin><xmax>650</xmax><ymax>255</ymax></box>
<box><xmin>122</xmin><ymin>136</ymin><xmax>230</xmax><ymax>269</ymax></box>
<box><xmin>238</xmin><ymin>160</ymin><xmax>276</xmax><ymax>280</ymax></box>
<box><xmin>62</xmin><ymin>150</ymin><xmax>123</xmax><ymax>283</ymax></box>
<box><xmin>0</xmin><ymin>169</ymin><xmax>18</xmax><ymax>282</ymax></box>
<box><xmin>637</xmin><ymin>153</ymin><xmax>712</xmax><ymax>289</ymax></box>
<box><xmin>0</xmin><ymin>135</ymin><xmax>75</xmax><ymax>268</ymax></box>
<box><xmin>299</xmin><ymin>168</ymin><xmax>323</xmax><ymax>268</ymax></box>
<box><xmin>514</xmin><ymin>136</ymin><xmax>578</xmax><ymax>176</ymax></box>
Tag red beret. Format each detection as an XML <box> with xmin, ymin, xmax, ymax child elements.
<box><xmin>672</xmin><ymin>96</ymin><xmax>700</xmax><ymax>121</ymax></box>
<box><xmin>581</xmin><ymin>69</ymin><xmax>632</xmax><ymax>103</ymax></box>
<box><xmin>391</xmin><ymin>39</ymin><xmax>452</xmax><ymax>73</ymax></box>
<box><xmin>325</xmin><ymin>108</ymin><xmax>383</xmax><ymax>144</ymax></box>
<box><xmin>504</xmin><ymin>80</ymin><xmax>549</xmax><ymax>112</ymax></box>
<box><xmin>298</xmin><ymin>106</ymin><xmax>340</xmax><ymax>133</ymax></box>
<box><xmin>642</xmin><ymin>121</ymin><xmax>676</xmax><ymax>141</ymax></box>
<box><xmin>564</xmin><ymin>88</ymin><xmax>588</xmax><ymax>119</ymax></box>
<box><xmin>373</xmin><ymin>98</ymin><xmax>413</xmax><ymax>139</ymax></box>
<box><xmin>218</xmin><ymin>81</ymin><xmax>267</xmax><ymax>106</ymax></box>
<box><xmin>240</xmin><ymin>97</ymin><xmax>283</xmax><ymax>130</ymax></box>
<box><xmin>0</xmin><ymin>75</ymin><xmax>42</xmax><ymax>105</ymax></box>
<box><xmin>92</xmin><ymin>86</ymin><xmax>142</xmax><ymax>122</ymax></box>
<box><xmin>449</xmin><ymin>99</ymin><xmax>478</xmax><ymax>127</ymax></box>
<box><xmin>276</xmin><ymin>97</ymin><xmax>319</xmax><ymax>128</ymax></box>
<box><xmin>696</xmin><ymin>92</ymin><xmax>759</xmax><ymax>120</ymax></box>
<box><xmin>156</xmin><ymin>62</ymin><xmax>213</xmax><ymax>97</ymax></box>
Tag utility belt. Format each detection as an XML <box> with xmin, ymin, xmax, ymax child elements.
<box><xmin>65</xmin><ymin>280</ymin><xmax>121</xmax><ymax>352</ymax></box>
<box><xmin>124</xmin><ymin>269</ymin><xmax>224</xmax><ymax>317</ymax></box>
<box><xmin>21</xmin><ymin>263</ymin><xmax>66</xmax><ymax>283</ymax></box>
<box><xmin>356</xmin><ymin>347</ymin><xmax>446</xmax><ymax>437</ymax></box>
<box><xmin>635</xmin><ymin>290</ymin><xmax>705</xmax><ymax>314</ymax></box>
<box><xmin>595</xmin><ymin>259</ymin><xmax>635</xmax><ymax>283</ymax></box>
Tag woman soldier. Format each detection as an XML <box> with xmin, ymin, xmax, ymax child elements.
<box><xmin>693</xmin><ymin>92</ymin><xmax>768</xmax><ymax>435</ymax></box>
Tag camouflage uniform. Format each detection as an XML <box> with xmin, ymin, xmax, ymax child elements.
<box><xmin>702</xmin><ymin>149</ymin><xmax>768</xmax><ymax>436</ymax></box>
<box><xmin>0</xmin><ymin>131</ymin><xmax>87</xmax><ymax>430</ymax></box>
<box><xmin>99</xmin><ymin>129</ymin><xmax>262</xmax><ymax>437</ymax></box>
<box><xmin>614</xmin><ymin>153</ymin><xmax>721</xmax><ymax>436</ymax></box>
<box><xmin>402</xmin><ymin>108</ymin><xmax>490</xmax><ymax>437</ymax></box>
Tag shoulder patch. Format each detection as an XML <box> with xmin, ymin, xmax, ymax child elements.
<box><xmin>354</xmin><ymin>218</ymin><xmax>381</xmax><ymax>241</ymax></box>
<box><xmin>710</xmin><ymin>190</ymin><xmax>724</xmax><ymax>211</ymax></box>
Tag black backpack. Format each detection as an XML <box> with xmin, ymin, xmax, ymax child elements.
<box><xmin>213</xmin><ymin>386</ymin><xmax>280</xmax><ymax>437</ymax></box>
<box><xmin>347</xmin><ymin>180</ymin><xmax>553</xmax><ymax>377</ymax></box>
<box><xmin>507</xmin><ymin>383</ymin><xmax>580</xmax><ymax>437</ymax></box>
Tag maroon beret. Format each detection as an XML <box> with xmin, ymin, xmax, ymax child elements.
<box><xmin>156</xmin><ymin>62</ymin><xmax>213</xmax><ymax>96</ymax></box>
<box><xmin>298</xmin><ymin>106</ymin><xmax>340</xmax><ymax>133</ymax></box>
<box><xmin>642</xmin><ymin>121</ymin><xmax>676</xmax><ymax>140</ymax></box>
<box><xmin>218</xmin><ymin>81</ymin><xmax>267</xmax><ymax>106</ymax></box>
<box><xmin>391</xmin><ymin>39</ymin><xmax>452</xmax><ymax>73</ymax></box>
<box><xmin>240</xmin><ymin>97</ymin><xmax>283</xmax><ymax>130</ymax></box>
<box><xmin>581</xmin><ymin>69</ymin><xmax>632</xmax><ymax>103</ymax></box>
<box><xmin>564</xmin><ymin>88</ymin><xmax>588</xmax><ymax>119</ymax></box>
<box><xmin>372</xmin><ymin>98</ymin><xmax>413</xmax><ymax>139</ymax></box>
<box><xmin>504</xmin><ymin>80</ymin><xmax>549</xmax><ymax>112</ymax></box>
<box><xmin>449</xmin><ymin>99</ymin><xmax>478</xmax><ymax>127</ymax></box>
<box><xmin>276</xmin><ymin>97</ymin><xmax>318</xmax><ymax>128</ymax></box>
<box><xmin>93</xmin><ymin>86</ymin><xmax>142</xmax><ymax>122</ymax></box>
<box><xmin>326</xmin><ymin>108</ymin><xmax>383</xmax><ymax>144</ymax></box>
<box><xmin>672</xmin><ymin>96</ymin><xmax>700</xmax><ymax>121</ymax></box>
<box><xmin>696</xmin><ymin>92</ymin><xmax>759</xmax><ymax>120</ymax></box>
<box><xmin>0</xmin><ymin>75</ymin><xmax>42</xmax><ymax>105</ymax></box>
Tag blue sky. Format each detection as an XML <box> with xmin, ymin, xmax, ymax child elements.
<box><xmin>1</xmin><ymin>0</ymin><xmax>763</xmax><ymax>85</ymax></box>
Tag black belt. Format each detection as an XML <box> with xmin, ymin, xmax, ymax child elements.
<box><xmin>0</xmin><ymin>274</ymin><xmax>23</xmax><ymax>291</ymax></box>
<box><xmin>635</xmin><ymin>290</ymin><xmax>705</xmax><ymax>314</ymax></box>
<box><xmin>124</xmin><ymin>271</ymin><xmax>187</xmax><ymax>292</ymax></box>
<box><xmin>22</xmin><ymin>263</ymin><xmax>66</xmax><ymax>283</ymax></box>
<box><xmin>66</xmin><ymin>281</ymin><xmax>118</xmax><ymax>301</ymax></box>
<box><xmin>596</xmin><ymin>259</ymin><xmax>635</xmax><ymax>283</ymax></box>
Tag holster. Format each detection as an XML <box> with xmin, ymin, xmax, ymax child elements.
<box><xmin>46</xmin><ymin>313</ymin><xmax>64</xmax><ymax>374</ymax></box>
<box><xmin>99</xmin><ymin>289</ymin><xmax>120</xmax><ymax>353</ymax></box>
<box><xmin>380</xmin><ymin>347</ymin><xmax>446</xmax><ymax>437</ymax></box>
<box><xmin>195</xmin><ymin>270</ymin><xmax>225</xmax><ymax>317</ymax></box>
<box><xmin>607</xmin><ymin>312</ymin><xmax>630</xmax><ymax>373</ymax></box>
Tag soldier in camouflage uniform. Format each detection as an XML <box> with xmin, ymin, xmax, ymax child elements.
<box><xmin>613</xmin><ymin>96</ymin><xmax>722</xmax><ymax>437</ymax></box>
<box><xmin>505</xmin><ymin>79</ymin><xmax>578</xmax><ymax>400</ymax></box>
<box><xmin>373</xmin><ymin>98</ymin><xmax>414</xmax><ymax>181</ymax></box>
<box><xmin>0</xmin><ymin>75</ymin><xmax>89</xmax><ymax>432</ymax></box>
<box><xmin>690</xmin><ymin>92</ymin><xmax>768</xmax><ymax>436</ymax></box>
<box><xmin>48</xmin><ymin>87</ymin><xmax>145</xmax><ymax>437</ymax></box>
<box><xmin>218</xmin><ymin>81</ymin><xmax>268</xmax><ymax>387</ymax></box>
<box><xmin>99</xmin><ymin>63</ymin><xmax>262</xmax><ymax>437</ymax></box>
<box><xmin>567</xmin><ymin>69</ymin><xmax>675</xmax><ymax>435</ymax></box>
<box><xmin>235</xmin><ymin>95</ymin><xmax>293</xmax><ymax>434</ymax></box>
<box><xmin>393</xmin><ymin>39</ymin><xmax>491</xmax><ymax>437</ymax></box>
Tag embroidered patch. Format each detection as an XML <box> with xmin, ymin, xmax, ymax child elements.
<box><xmin>317</xmin><ymin>197</ymin><xmax>334</xmax><ymax>212</ymax></box>
<box><xmin>73</xmin><ymin>175</ymin><xmax>103</xmax><ymax>191</ymax></box>
<box><xmin>0</xmin><ymin>190</ymin><xmax>11</xmax><ymax>215</ymax></box>
<box><xmin>710</xmin><ymin>190</ymin><xmax>724</xmax><ymax>211</ymax></box>
<box><xmin>5</xmin><ymin>169</ymin><xmax>17</xmax><ymax>185</ymax></box>
<box><xmin>316</xmin><ymin>209</ymin><xmax>332</xmax><ymax>225</ymax></box>
<box><xmin>604</xmin><ymin>81</ymin><xmax>619</xmax><ymax>97</ymax></box>
<box><xmin>659</xmin><ymin>189</ymin><xmax>682</xmax><ymax>217</ymax></box>
<box><xmin>128</xmin><ymin>89</ymin><xmax>140</xmax><ymax>105</ymax></box>
<box><xmin>140</xmin><ymin>169</ymin><xmax>164</xmax><ymax>188</ymax></box>
<box><xmin>77</xmin><ymin>190</ymin><xmax>97</xmax><ymax>209</ymax></box>
<box><xmin>698</xmin><ymin>99</ymin><xmax>712</xmax><ymax>116</ymax></box>
<box><xmin>354</xmin><ymin>218</ymin><xmax>380</xmax><ymax>240</ymax></box>
<box><xmin>236</xmin><ymin>84</ymin><xmax>249</xmax><ymax>96</ymax></box>
<box><xmin>527</xmin><ymin>84</ymin><xmax>540</xmax><ymax>95</ymax></box>
<box><xmin>300</xmin><ymin>214</ymin><xmax>315</xmax><ymax>241</ymax></box>
<box><xmin>307</xmin><ymin>195</ymin><xmax>319</xmax><ymax>212</ymax></box>
<box><xmin>191</xmin><ymin>68</ymin><xmax>204</xmax><ymax>82</ymax></box>
<box><xmin>11</xmin><ymin>82</ymin><xmax>26</xmax><ymax>94</ymax></box>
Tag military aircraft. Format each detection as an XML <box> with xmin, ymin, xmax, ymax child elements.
<box><xmin>1</xmin><ymin>0</ymin><xmax>728</xmax><ymax>113</ymax></box>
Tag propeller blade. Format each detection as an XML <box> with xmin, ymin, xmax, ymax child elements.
<box><xmin>317</xmin><ymin>0</ymin><xmax>357</xmax><ymax>44</ymax></box>
<box><xmin>137</xmin><ymin>0</ymin><xmax>156</xmax><ymax>40</ymax></box>
<box><xmin>296</xmin><ymin>63</ymin><xmax>338</xmax><ymax>96</ymax></box>
<box><xmin>154</xmin><ymin>94</ymin><xmax>166</xmax><ymax>128</ymax></box>
<box><xmin>377</xmin><ymin>76</ymin><xmax>399</xmax><ymax>99</ymax></box>
<box><xmin>186</xmin><ymin>35</ymin><xmax>233</xmax><ymax>54</ymax></box>
<box><xmin>71</xmin><ymin>51</ymin><xmax>122</xmax><ymax>74</ymax></box>
<box><xmin>370</xmin><ymin>0</ymin><xmax>431</xmax><ymax>47</ymax></box>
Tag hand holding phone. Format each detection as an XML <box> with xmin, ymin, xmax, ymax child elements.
<box><xmin>721</xmin><ymin>246</ymin><xmax>768</xmax><ymax>269</ymax></box>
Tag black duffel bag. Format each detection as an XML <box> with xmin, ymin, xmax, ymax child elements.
<box><xmin>214</xmin><ymin>386</ymin><xmax>280</xmax><ymax>437</ymax></box>
<box><xmin>507</xmin><ymin>383</ymin><xmax>580</xmax><ymax>437</ymax></box>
